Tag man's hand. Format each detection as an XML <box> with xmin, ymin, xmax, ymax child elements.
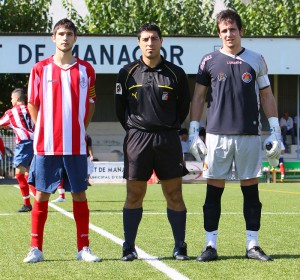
<box><xmin>265</xmin><ymin>117</ymin><xmax>282</xmax><ymax>166</ymax></box>
<box><xmin>188</xmin><ymin>121</ymin><xmax>207</xmax><ymax>162</ymax></box>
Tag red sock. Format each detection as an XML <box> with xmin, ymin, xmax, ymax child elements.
<box><xmin>31</xmin><ymin>200</ymin><xmax>48</xmax><ymax>251</ymax></box>
<box><xmin>73</xmin><ymin>200</ymin><xmax>89</xmax><ymax>251</ymax></box>
<box><xmin>57</xmin><ymin>181</ymin><xmax>65</xmax><ymax>199</ymax></box>
<box><xmin>280</xmin><ymin>162</ymin><xmax>285</xmax><ymax>178</ymax></box>
<box><xmin>28</xmin><ymin>184</ymin><xmax>36</xmax><ymax>196</ymax></box>
<box><xmin>16</xmin><ymin>174</ymin><xmax>31</xmax><ymax>206</ymax></box>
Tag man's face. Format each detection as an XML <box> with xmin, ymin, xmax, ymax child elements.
<box><xmin>11</xmin><ymin>93</ymin><xmax>18</xmax><ymax>106</ymax></box>
<box><xmin>218</xmin><ymin>20</ymin><xmax>242</xmax><ymax>51</ymax></box>
<box><xmin>138</xmin><ymin>31</ymin><xmax>162</xmax><ymax>60</ymax></box>
<box><xmin>52</xmin><ymin>27</ymin><xmax>77</xmax><ymax>53</ymax></box>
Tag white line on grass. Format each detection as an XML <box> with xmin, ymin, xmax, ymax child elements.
<box><xmin>49</xmin><ymin>202</ymin><xmax>190</xmax><ymax>280</ymax></box>
<box><xmin>12</xmin><ymin>185</ymin><xmax>189</xmax><ymax>280</ymax></box>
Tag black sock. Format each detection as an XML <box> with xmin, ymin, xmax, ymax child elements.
<box><xmin>123</xmin><ymin>207</ymin><xmax>143</xmax><ymax>247</ymax></box>
<box><xmin>167</xmin><ymin>208</ymin><xmax>187</xmax><ymax>247</ymax></box>
<box><xmin>203</xmin><ymin>184</ymin><xmax>224</xmax><ymax>232</ymax></box>
<box><xmin>241</xmin><ymin>184</ymin><xmax>262</xmax><ymax>231</ymax></box>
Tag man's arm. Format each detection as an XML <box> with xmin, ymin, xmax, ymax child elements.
<box><xmin>27</xmin><ymin>102</ymin><xmax>39</xmax><ymax>124</ymax></box>
<box><xmin>85</xmin><ymin>102</ymin><xmax>95</xmax><ymax>129</ymax></box>
<box><xmin>260</xmin><ymin>87</ymin><xmax>278</xmax><ymax>119</ymax></box>
<box><xmin>190</xmin><ymin>83</ymin><xmax>208</xmax><ymax>122</ymax></box>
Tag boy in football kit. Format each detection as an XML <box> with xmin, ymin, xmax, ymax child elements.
<box><xmin>115</xmin><ymin>23</ymin><xmax>190</xmax><ymax>261</ymax></box>
<box><xmin>189</xmin><ymin>9</ymin><xmax>281</xmax><ymax>262</ymax></box>
<box><xmin>0</xmin><ymin>88</ymin><xmax>35</xmax><ymax>212</ymax></box>
<box><xmin>23</xmin><ymin>19</ymin><xmax>100</xmax><ymax>263</ymax></box>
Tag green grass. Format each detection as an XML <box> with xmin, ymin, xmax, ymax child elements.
<box><xmin>0</xmin><ymin>182</ymin><xmax>299</xmax><ymax>280</ymax></box>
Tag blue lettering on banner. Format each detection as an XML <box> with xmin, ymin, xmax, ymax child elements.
<box><xmin>18</xmin><ymin>44</ymin><xmax>184</xmax><ymax>66</ymax></box>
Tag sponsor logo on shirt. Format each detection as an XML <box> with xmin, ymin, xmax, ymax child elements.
<box><xmin>47</xmin><ymin>79</ymin><xmax>57</xmax><ymax>83</ymax></box>
<box><xmin>116</xmin><ymin>83</ymin><xmax>122</xmax><ymax>95</ymax></box>
<box><xmin>242</xmin><ymin>72</ymin><xmax>252</xmax><ymax>83</ymax></box>
<box><xmin>217</xmin><ymin>72</ymin><xmax>227</xmax><ymax>82</ymax></box>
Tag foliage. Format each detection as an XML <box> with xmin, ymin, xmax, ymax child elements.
<box><xmin>0</xmin><ymin>0</ymin><xmax>52</xmax><ymax>115</ymax></box>
<box><xmin>66</xmin><ymin>0</ymin><xmax>300</xmax><ymax>36</ymax></box>
<box><xmin>225</xmin><ymin>0</ymin><xmax>300</xmax><ymax>36</ymax></box>
<box><xmin>70</xmin><ymin>0</ymin><xmax>216</xmax><ymax>36</ymax></box>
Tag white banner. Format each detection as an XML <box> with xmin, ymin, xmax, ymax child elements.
<box><xmin>1</xmin><ymin>35</ymin><xmax>299</xmax><ymax>74</ymax></box>
<box><xmin>89</xmin><ymin>161</ymin><xmax>204</xmax><ymax>184</ymax></box>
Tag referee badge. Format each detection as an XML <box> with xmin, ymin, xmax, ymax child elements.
<box><xmin>116</xmin><ymin>83</ymin><xmax>122</xmax><ymax>95</ymax></box>
<box><xmin>162</xmin><ymin>92</ymin><xmax>168</xmax><ymax>100</ymax></box>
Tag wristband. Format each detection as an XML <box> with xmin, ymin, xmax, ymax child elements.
<box><xmin>268</xmin><ymin>117</ymin><xmax>280</xmax><ymax>133</ymax></box>
<box><xmin>189</xmin><ymin>121</ymin><xmax>200</xmax><ymax>134</ymax></box>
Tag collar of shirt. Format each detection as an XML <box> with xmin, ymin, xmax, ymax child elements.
<box><xmin>139</xmin><ymin>56</ymin><xmax>165</xmax><ymax>72</ymax></box>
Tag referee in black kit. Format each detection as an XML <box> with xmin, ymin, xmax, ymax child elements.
<box><xmin>115</xmin><ymin>23</ymin><xmax>190</xmax><ymax>261</ymax></box>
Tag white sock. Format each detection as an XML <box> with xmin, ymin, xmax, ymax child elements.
<box><xmin>246</xmin><ymin>230</ymin><xmax>258</xmax><ymax>250</ymax></box>
<box><xmin>206</xmin><ymin>230</ymin><xmax>218</xmax><ymax>249</ymax></box>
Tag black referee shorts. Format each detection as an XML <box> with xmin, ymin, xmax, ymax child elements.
<box><xmin>123</xmin><ymin>128</ymin><xmax>189</xmax><ymax>181</ymax></box>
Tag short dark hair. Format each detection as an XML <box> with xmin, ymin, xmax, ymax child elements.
<box><xmin>137</xmin><ymin>23</ymin><xmax>162</xmax><ymax>40</ymax></box>
<box><xmin>53</xmin><ymin>18</ymin><xmax>77</xmax><ymax>36</ymax></box>
<box><xmin>12</xmin><ymin>88</ymin><xmax>26</xmax><ymax>103</ymax></box>
<box><xmin>216</xmin><ymin>9</ymin><xmax>243</xmax><ymax>33</ymax></box>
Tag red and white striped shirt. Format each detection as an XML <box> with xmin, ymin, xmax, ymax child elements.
<box><xmin>0</xmin><ymin>104</ymin><xmax>34</xmax><ymax>144</ymax></box>
<box><xmin>27</xmin><ymin>56</ymin><xmax>96</xmax><ymax>155</ymax></box>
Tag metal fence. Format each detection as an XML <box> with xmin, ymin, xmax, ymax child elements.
<box><xmin>0</xmin><ymin>129</ymin><xmax>16</xmax><ymax>179</ymax></box>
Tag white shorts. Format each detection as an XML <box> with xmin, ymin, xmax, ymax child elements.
<box><xmin>203</xmin><ymin>133</ymin><xmax>262</xmax><ymax>180</ymax></box>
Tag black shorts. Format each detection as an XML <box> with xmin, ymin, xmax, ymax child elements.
<box><xmin>123</xmin><ymin>129</ymin><xmax>189</xmax><ymax>180</ymax></box>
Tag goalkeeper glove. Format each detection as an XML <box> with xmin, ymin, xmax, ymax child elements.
<box><xmin>264</xmin><ymin>117</ymin><xmax>281</xmax><ymax>166</ymax></box>
<box><xmin>188</xmin><ymin>121</ymin><xmax>207</xmax><ymax>162</ymax></box>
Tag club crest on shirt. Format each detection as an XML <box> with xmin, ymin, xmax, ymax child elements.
<box><xmin>242</xmin><ymin>72</ymin><xmax>252</xmax><ymax>83</ymax></box>
<box><xmin>116</xmin><ymin>83</ymin><xmax>122</xmax><ymax>95</ymax></box>
<box><xmin>217</xmin><ymin>72</ymin><xmax>227</xmax><ymax>82</ymax></box>
<box><xmin>80</xmin><ymin>77</ymin><xmax>88</xmax><ymax>88</ymax></box>
<box><xmin>162</xmin><ymin>92</ymin><xmax>168</xmax><ymax>101</ymax></box>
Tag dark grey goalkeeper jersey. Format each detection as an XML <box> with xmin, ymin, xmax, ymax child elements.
<box><xmin>115</xmin><ymin>56</ymin><xmax>190</xmax><ymax>131</ymax></box>
<box><xmin>196</xmin><ymin>48</ymin><xmax>271</xmax><ymax>136</ymax></box>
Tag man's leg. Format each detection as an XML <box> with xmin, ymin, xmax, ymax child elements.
<box><xmin>241</xmin><ymin>178</ymin><xmax>272</xmax><ymax>261</ymax></box>
<box><xmin>15</xmin><ymin>166</ymin><xmax>32</xmax><ymax>212</ymax></box>
<box><xmin>197</xmin><ymin>179</ymin><xmax>225</xmax><ymax>262</ymax></box>
<box><xmin>161</xmin><ymin>177</ymin><xmax>189</xmax><ymax>260</ymax></box>
<box><xmin>122</xmin><ymin>180</ymin><xmax>147</xmax><ymax>261</ymax></box>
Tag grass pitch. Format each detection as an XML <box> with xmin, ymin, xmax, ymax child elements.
<box><xmin>0</xmin><ymin>181</ymin><xmax>299</xmax><ymax>279</ymax></box>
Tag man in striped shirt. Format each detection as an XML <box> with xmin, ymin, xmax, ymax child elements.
<box><xmin>23</xmin><ymin>18</ymin><xmax>100</xmax><ymax>263</ymax></box>
<box><xmin>0</xmin><ymin>88</ymin><xmax>35</xmax><ymax>212</ymax></box>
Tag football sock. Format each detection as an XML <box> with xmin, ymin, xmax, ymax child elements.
<box><xmin>28</xmin><ymin>184</ymin><xmax>36</xmax><ymax>196</ymax></box>
<box><xmin>246</xmin><ymin>230</ymin><xmax>259</xmax><ymax>250</ymax></box>
<box><xmin>279</xmin><ymin>162</ymin><xmax>285</xmax><ymax>180</ymax></box>
<box><xmin>123</xmin><ymin>207</ymin><xmax>143</xmax><ymax>248</ymax></box>
<box><xmin>73</xmin><ymin>200</ymin><xmax>90</xmax><ymax>251</ymax></box>
<box><xmin>31</xmin><ymin>200</ymin><xmax>48</xmax><ymax>250</ymax></box>
<box><xmin>167</xmin><ymin>208</ymin><xmax>187</xmax><ymax>247</ymax></box>
<box><xmin>58</xmin><ymin>185</ymin><xmax>65</xmax><ymax>199</ymax></box>
<box><xmin>205</xmin><ymin>230</ymin><xmax>218</xmax><ymax>249</ymax></box>
<box><xmin>16</xmin><ymin>173</ymin><xmax>31</xmax><ymax>206</ymax></box>
<box><xmin>241</xmin><ymin>184</ymin><xmax>262</xmax><ymax>231</ymax></box>
<box><xmin>203</xmin><ymin>184</ymin><xmax>224</xmax><ymax>232</ymax></box>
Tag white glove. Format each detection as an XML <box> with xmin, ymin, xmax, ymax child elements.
<box><xmin>264</xmin><ymin>117</ymin><xmax>281</xmax><ymax>166</ymax></box>
<box><xmin>188</xmin><ymin>121</ymin><xmax>207</xmax><ymax>162</ymax></box>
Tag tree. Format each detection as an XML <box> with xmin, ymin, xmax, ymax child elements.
<box><xmin>0</xmin><ymin>0</ymin><xmax>52</xmax><ymax>115</ymax></box>
<box><xmin>65</xmin><ymin>0</ymin><xmax>216</xmax><ymax>36</ymax></box>
<box><xmin>66</xmin><ymin>0</ymin><xmax>300</xmax><ymax>36</ymax></box>
<box><xmin>225</xmin><ymin>0</ymin><xmax>300</xmax><ymax>36</ymax></box>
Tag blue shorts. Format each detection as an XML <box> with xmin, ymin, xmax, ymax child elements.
<box><xmin>13</xmin><ymin>140</ymin><xmax>34</xmax><ymax>168</ymax></box>
<box><xmin>28</xmin><ymin>155</ymin><xmax>88</xmax><ymax>194</ymax></box>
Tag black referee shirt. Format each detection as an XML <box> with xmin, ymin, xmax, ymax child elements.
<box><xmin>115</xmin><ymin>56</ymin><xmax>190</xmax><ymax>131</ymax></box>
